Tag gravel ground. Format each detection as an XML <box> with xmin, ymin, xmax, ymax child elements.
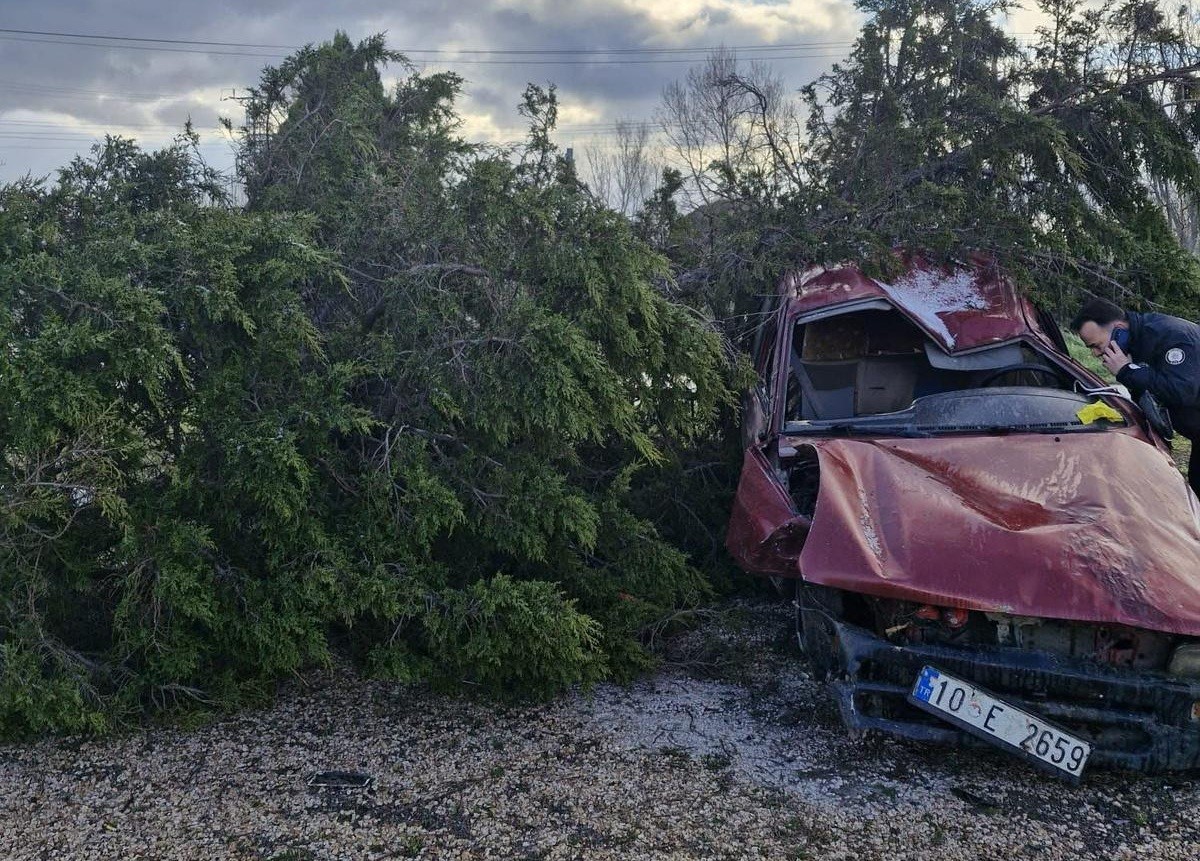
<box><xmin>2</xmin><ymin>603</ymin><xmax>1198</xmax><ymax>860</ymax></box>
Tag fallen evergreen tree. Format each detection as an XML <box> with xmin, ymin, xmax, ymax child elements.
<box><xmin>648</xmin><ymin>0</ymin><xmax>1200</xmax><ymax>343</ymax></box>
<box><xmin>0</xmin><ymin>37</ymin><xmax>738</xmax><ymax>735</ymax></box>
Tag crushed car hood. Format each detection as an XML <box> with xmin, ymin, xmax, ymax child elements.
<box><xmin>798</xmin><ymin>433</ymin><xmax>1200</xmax><ymax>636</ymax></box>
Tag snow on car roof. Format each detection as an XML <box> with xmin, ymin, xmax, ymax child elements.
<box><xmin>876</xmin><ymin>268</ymin><xmax>985</xmax><ymax>349</ymax></box>
<box><xmin>785</xmin><ymin>255</ymin><xmax>1033</xmax><ymax>353</ymax></box>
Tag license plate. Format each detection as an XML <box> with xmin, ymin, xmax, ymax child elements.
<box><xmin>908</xmin><ymin>665</ymin><xmax>1091</xmax><ymax>779</ymax></box>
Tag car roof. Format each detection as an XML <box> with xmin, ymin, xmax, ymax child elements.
<box><xmin>780</xmin><ymin>253</ymin><xmax>1043</xmax><ymax>354</ymax></box>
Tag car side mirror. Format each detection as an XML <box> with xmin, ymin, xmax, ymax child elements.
<box><xmin>1139</xmin><ymin>391</ymin><xmax>1175</xmax><ymax>440</ymax></box>
<box><xmin>741</xmin><ymin>388</ymin><xmax>770</xmax><ymax>449</ymax></box>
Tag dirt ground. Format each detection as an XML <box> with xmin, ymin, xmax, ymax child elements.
<box><xmin>1</xmin><ymin>603</ymin><xmax>1197</xmax><ymax>861</ymax></box>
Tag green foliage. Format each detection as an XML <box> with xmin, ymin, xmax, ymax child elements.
<box><xmin>1063</xmin><ymin>330</ymin><xmax>1113</xmax><ymax>380</ymax></box>
<box><xmin>655</xmin><ymin>0</ymin><xmax>1200</xmax><ymax>342</ymax></box>
<box><xmin>0</xmin><ymin>35</ymin><xmax>737</xmax><ymax>733</ymax></box>
<box><xmin>0</xmin><ymin>641</ymin><xmax>107</xmax><ymax>737</ymax></box>
<box><xmin>234</xmin><ymin>36</ymin><xmax>737</xmax><ymax>694</ymax></box>
<box><xmin>0</xmin><ymin>132</ymin><xmax>379</xmax><ymax>733</ymax></box>
<box><xmin>421</xmin><ymin>575</ymin><xmax>605</xmax><ymax>698</ymax></box>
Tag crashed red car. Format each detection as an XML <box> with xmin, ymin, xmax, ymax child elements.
<box><xmin>727</xmin><ymin>255</ymin><xmax>1200</xmax><ymax>776</ymax></box>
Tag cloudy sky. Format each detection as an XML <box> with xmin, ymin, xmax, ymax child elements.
<box><xmin>0</xmin><ymin>0</ymin><xmax>1044</xmax><ymax>183</ymax></box>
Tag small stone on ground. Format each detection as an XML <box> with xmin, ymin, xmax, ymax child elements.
<box><xmin>1</xmin><ymin>602</ymin><xmax>1196</xmax><ymax>860</ymax></box>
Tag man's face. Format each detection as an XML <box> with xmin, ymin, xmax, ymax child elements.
<box><xmin>1078</xmin><ymin>320</ymin><xmax>1118</xmax><ymax>357</ymax></box>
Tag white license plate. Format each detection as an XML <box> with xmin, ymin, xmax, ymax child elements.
<box><xmin>908</xmin><ymin>665</ymin><xmax>1092</xmax><ymax>779</ymax></box>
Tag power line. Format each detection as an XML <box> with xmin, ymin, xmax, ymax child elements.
<box><xmin>0</xmin><ymin>35</ymin><xmax>285</xmax><ymax>58</ymax></box>
<box><xmin>417</xmin><ymin>53</ymin><xmax>847</xmax><ymax>66</ymax></box>
<box><xmin>0</xmin><ymin>36</ymin><xmax>849</xmax><ymax>66</ymax></box>
<box><xmin>0</xmin><ymin>34</ymin><xmax>852</xmax><ymax>64</ymax></box>
<box><xmin>0</xmin><ymin>130</ymin><xmax>156</xmax><ymax>136</ymax></box>
<box><xmin>0</xmin><ymin>26</ymin><xmax>1050</xmax><ymax>68</ymax></box>
<box><xmin>0</xmin><ymin>125</ymin><xmax>231</xmax><ymax>138</ymax></box>
<box><xmin>0</xmin><ymin>117</ymin><xmax>646</xmax><ymax>141</ymax></box>
<box><xmin>0</xmin><ymin>33</ymin><xmax>850</xmax><ymax>64</ymax></box>
<box><xmin>0</xmin><ymin>132</ymin><xmax>125</xmax><ymax>139</ymax></box>
<box><xmin>0</xmin><ymin>138</ymin><xmax>230</xmax><ymax>147</ymax></box>
<box><xmin>0</xmin><ymin>25</ymin><xmax>860</xmax><ymax>55</ymax></box>
<box><xmin>0</xmin><ymin>137</ymin><xmax>110</xmax><ymax>144</ymax></box>
<box><xmin>0</xmin><ymin>27</ymin><xmax>295</xmax><ymax>49</ymax></box>
<box><xmin>401</xmin><ymin>41</ymin><xmax>855</xmax><ymax>55</ymax></box>
<box><xmin>0</xmin><ymin>25</ymin><xmax>1044</xmax><ymax>56</ymax></box>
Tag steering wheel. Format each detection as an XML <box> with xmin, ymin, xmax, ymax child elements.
<box><xmin>974</xmin><ymin>363</ymin><xmax>1070</xmax><ymax>388</ymax></box>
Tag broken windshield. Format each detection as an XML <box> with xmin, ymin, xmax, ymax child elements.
<box><xmin>781</xmin><ymin>308</ymin><xmax>1123</xmax><ymax>434</ymax></box>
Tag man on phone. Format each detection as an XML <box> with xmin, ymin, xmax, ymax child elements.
<box><xmin>1071</xmin><ymin>297</ymin><xmax>1200</xmax><ymax>496</ymax></box>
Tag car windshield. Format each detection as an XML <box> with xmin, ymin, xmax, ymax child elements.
<box><xmin>781</xmin><ymin>308</ymin><xmax>1124</xmax><ymax>435</ymax></box>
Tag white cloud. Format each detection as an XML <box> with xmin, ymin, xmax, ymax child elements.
<box><xmin>0</xmin><ymin>0</ymin><xmax>867</xmax><ymax>181</ymax></box>
<box><xmin>627</xmin><ymin>0</ymin><xmax>858</xmax><ymax>37</ymax></box>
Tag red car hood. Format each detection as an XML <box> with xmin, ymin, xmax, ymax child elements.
<box><xmin>798</xmin><ymin>432</ymin><xmax>1200</xmax><ymax>636</ymax></box>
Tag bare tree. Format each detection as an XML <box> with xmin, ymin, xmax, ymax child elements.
<box><xmin>584</xmin><ymin>120</ymin><xmax>660</xmax><ymax>216</ymax></box>
<box><xmin>1141</xmin><ymin>4</ymin><xmax>1200</xmax><ymax>258</ymax></box>
<box><xmin>1149</xmin><ymin>174</ymin><xmax>1200</xmax><ymax>256</ymax></box>
<box><xmin>657</xmin><ymin>48</ymin><xmax>805</xmax><ymax>208</ymax></box>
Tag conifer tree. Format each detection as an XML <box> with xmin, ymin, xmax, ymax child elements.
<box><xmin>234</xmin><ymin>35</ymin><xmax>737</xmax><ymax>692</ymax></box>
<box><xmin>0</xmin><ymin>36</ymin><xmax>737</xmax><ymax>734</ymax></box>
<box><xmin>655</xmin><ymin>0</ymin><xmax>1200</xmax><ymax>336</ymax></box>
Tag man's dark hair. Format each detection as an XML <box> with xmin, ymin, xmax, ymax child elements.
<box><xmin>1070</xmin><ymin>298</ymin><xmax>1127</xmax><ymax>332</ymax></box>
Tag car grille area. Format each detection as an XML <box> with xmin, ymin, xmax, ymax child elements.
<box><xmin>826</xmin><ymin>620</ymin><xmax>1200</xmax><ymax>772</ymax></box>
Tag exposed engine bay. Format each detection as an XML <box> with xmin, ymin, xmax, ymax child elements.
<box><xmin>870</xmin><ymin>599</ymin><xmax>1177</xmax><ymax>673</ymax></box>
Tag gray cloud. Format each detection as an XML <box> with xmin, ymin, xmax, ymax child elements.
<box><xmin>0</xmin><ymin>0</ymin><xmax>864</xmax><ymax>181</ymax></box>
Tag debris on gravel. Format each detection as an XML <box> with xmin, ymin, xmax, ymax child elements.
<box><xmin>2</xmin><ymin>602</ymin><xmax>1197</xmax><ymax>860</ymax></box>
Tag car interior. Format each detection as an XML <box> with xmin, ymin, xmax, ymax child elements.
<box><xmin>784</xmin><ymin>308</ymin><xmax>1071</xmax><ymax>422</ymax></box>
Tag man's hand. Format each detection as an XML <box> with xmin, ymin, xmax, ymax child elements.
<box><xmin>1101</xmin><ymin>340</ymin><xmax>1132</xmax><ymax>375</ymax></box>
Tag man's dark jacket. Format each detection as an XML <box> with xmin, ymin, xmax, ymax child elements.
<box><xmin>1117</xmin><ymin>311</ymin><xmax>1200</xmax><ymax>439</ymax></box>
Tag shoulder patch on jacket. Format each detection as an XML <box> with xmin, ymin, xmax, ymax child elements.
<box><xmin>1166</xmin><ymin>347</ymin><xmax>1186</xmax><ymax>365</ymax></box>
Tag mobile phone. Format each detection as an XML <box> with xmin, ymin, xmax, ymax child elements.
<box><xmin>1110</xmin><ymin>327</ymin><xmax>1131</xmax><ymax>352</ymax></box>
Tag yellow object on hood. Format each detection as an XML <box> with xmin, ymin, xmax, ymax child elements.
<box><xmin>1076</xmin><ymin>400</ymin><xmax>1124</xmax><ymax>425</ymax></box>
